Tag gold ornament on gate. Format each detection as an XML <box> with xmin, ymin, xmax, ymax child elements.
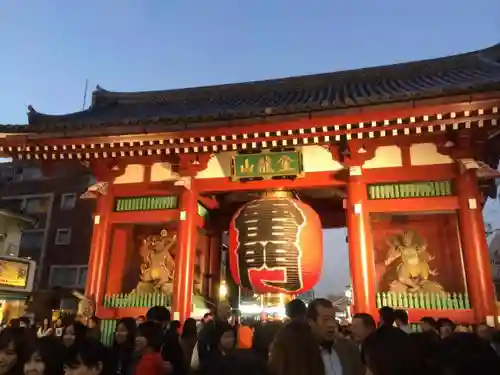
<box><xmin>133</xmin><ymin>228</ymin><xmax>177</xmax><ymax>294</ymax></box>
<box><xmin>384</xmin><ymin>230</ymin><xmax>444</xmax><ymax>293</ymax></box>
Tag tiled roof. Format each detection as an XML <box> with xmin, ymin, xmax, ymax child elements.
<box><xmin>20</xmin><ymin>43</ymin><xmax>500</xmax><ymax>132</ymax></box>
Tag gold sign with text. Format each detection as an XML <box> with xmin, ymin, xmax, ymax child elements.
<box><xmin>0</xmin><ymin>259</ymin><xmax>30</xmax><ymax>288</ymax></box>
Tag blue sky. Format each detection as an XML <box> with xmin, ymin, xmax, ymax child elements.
<box><xmin>0</xmin><ymin>0</ymin><xmax>499</xmax><ymax>294</ymax></box>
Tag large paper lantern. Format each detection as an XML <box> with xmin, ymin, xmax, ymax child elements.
<box><xmin>229</xmin><ymin>196</ymin><xmax>323</xmax><ymax>294</ymax></box>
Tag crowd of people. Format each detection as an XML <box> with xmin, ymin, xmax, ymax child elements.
<box><xmin>1</xmin><ymin>299</ymin><xmax>500</xmax><ymax>375</ymax></box>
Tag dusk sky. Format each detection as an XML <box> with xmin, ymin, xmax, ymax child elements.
<box><xmin>1</xmin><ymin>1</ymin><xmax>499</xmax><ymax>295</ymax></box>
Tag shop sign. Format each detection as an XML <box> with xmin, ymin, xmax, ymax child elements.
<box><xmin>0</xmin><ymin>257</ymin><xmax>35</xmax><ymax>292</ymax></box>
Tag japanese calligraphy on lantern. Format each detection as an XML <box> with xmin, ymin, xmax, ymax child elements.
<box><xmin>231</xmin><ymin>150</ymin><xmax>303</xmax><ymax>181</ymax></box>
<box><xmin>229</xmin><ymin>197</ymin><xmax>323</xmax><ymax>294</ymax></box>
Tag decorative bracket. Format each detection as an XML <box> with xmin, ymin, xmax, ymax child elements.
<box><xmin>176</xmin><ymin>153</ymin><xmax>213</xmax><ymax>177</ymax></box>
<box><xmin>87</xmin><ymin>160</ymin><xmax>126</xmax><ymax>182</ymax></box>
<box><xmin>328</xmin><ymin>140</ymin><xmax>376</xmax><ymax>168</ymax></box>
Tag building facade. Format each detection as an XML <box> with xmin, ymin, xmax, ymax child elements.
<box><xmin>0</xmin><ymin>162</ymin><xmax>94</xmax><ymax>297</ymax></box>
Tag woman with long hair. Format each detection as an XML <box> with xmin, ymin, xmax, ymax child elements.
<box><xmin>111</xmin><ymin>318</ymin><xmax>136</xmax><ymax>375</ymax></box>
<box><xmin>61</xmin><ymin>322</ymin><xmax>87</xmax><ymax>349</ymax></box>
<box><xmin>180</xmin><ymin>318</ymin><xmax>197</xmax><ymax>367</ymax></box>
<box><xmin>0</xmin><ymin>328</ymin><xmax>29</xmax><ymax>375</ymax></box>
<box><xmin>269</xmin><ymin>320</ymin><xmax>324</xmax><ymax>375</ymax></box>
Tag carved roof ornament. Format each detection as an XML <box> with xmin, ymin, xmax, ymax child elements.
<box><xmin>458</xmin><ymin>158</ymin><xmax>500</xmax><ymax>179</ymax></box>
<box><xmin>80</xmin><ymin>181</ymin><xmax>109</xmax><ymax>199</ymax></box>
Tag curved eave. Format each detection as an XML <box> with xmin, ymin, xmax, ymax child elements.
<box><xmin>90</xmin><ymin>43</ymin><xmax>500</xmax><ymax>103</ymax></box>
<box><xmin>24</xmin><ymin>86</ymin><xmax>500</xmax><ymax>135</ymax></box>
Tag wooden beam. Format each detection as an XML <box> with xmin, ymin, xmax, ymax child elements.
<box><xmin>366</xmin><ymin>196</ymin><xmax>459</xmax><ymax>213</ymax></box>
<box><xmin>195</xmin><ymin>171</ymin><xmax>343</xmax><ymax>193</ymax></box>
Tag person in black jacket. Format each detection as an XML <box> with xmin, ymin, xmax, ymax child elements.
<box><xmin>196</xmin><ymin>303</ymin><xmax>231</xmax><ymax>370</ymax></box>
<box><xmin>146</xmin><ymin>306</ymin><xmax>185</xmax><ymax>375</ymax></box>
<box><xmin>111</xmin><ymin>317</ymin><xmax>136</xmax><ymax>375</ymax></box>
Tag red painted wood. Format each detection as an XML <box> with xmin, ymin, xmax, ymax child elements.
<box><xmin>456</xmin><ymin>170</ymin><xmax>497</xmax><ymax>322</ymax></box>
<box><xmin>193</xmin><ymin>164</ymin><xmax>456</xmax><ymax>194</ymax></box>
<box><xmin>87</xmin><ymin>194</ymin><xmax>114</xmax><ymax>303</ymax></box>
<box><xmin>361</xmin><ymin>164</ymin><xmax>456</xmax><ymax>183</ymax></box>
<box><xmin>366</xmin><ymin>197</ymin><xmax>459</xmax><ymax>213</ymax></box>
<box><xmin>346</xmin><ymin>174</ymin><xmax>377</xmax><ymax>317</ymax></box>
<box><xmin>111</xmin><ymin>183</ymin><xmax>177</xmax><ymax>197</ymax></box>
<box><xmin>196</xmin><ymin>171</ymin><xmax>344</xmax><ymax>193</ymax></box>
<box><xmin>110</xmin><ymin>210</ymin><xmax>180</xmax><ymax>224</ymax></box>
<box><xmin>85</xmin><ymin>198</ymin><xmax>105</xmax><ymax>297</ymax></box>
<box><xmin>172</xmin><ymin>187</ymin><xmax>199</xmax><ymax>323</ymax></box>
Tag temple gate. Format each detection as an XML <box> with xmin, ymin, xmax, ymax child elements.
<box><xmin>0</xmin><ymin>44</ymin><xmax>499</xmax><ymax>334</ymax></box>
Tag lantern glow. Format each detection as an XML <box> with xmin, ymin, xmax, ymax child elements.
<box><xmin>229</xmin><ymin>197</ymin><xmax>323</xmax><ymax>294</ymax></box>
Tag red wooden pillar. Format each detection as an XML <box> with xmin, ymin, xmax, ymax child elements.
<box><xmin>85</xmin><ymin>192</ymin><xmax>113</xmax><ymax>305</ymax></box>
<box><xmin>456</xmin><ymin>169</ymin><xmax>496</xmax><ymax>322</ymax></box>
<box><xmin>172</xmin><ymin>186</ymin><xmax>199</xmax><ymax>323</ymax></box>
<box><xmin>346</xmin><ymin>167</ymin><xmax>377</xmax><ymax>316</ymax></box>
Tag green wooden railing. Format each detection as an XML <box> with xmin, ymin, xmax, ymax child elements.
<box><xmin>101</xmin><ymin>319</ymin><xmax>118</xmax><ymax>347</ymax></box>
<box><xmin>114</xmin><ymin>196</ymin><xmax>178</xmax><ymax>212</ymax></box>
<box><xmin>376</xmin><ymin>291</ymin><xmax>470</xmax><ymax>310</ymax></box>
<box><xmin>103</xmin><ymin>293</ymin><xmax>172</xmax><ymax>308</ymax></box>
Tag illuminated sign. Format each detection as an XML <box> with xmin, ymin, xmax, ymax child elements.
<box><xmin>0</xmin><ymin>257</ymin><xmax>36</xmax><ymax>293</ymax></box>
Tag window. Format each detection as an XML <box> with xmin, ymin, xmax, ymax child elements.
<box><xmin>20</xmin><ymin>167</ymin><xmax>43</xmax><ymax>181</ymax></box>
<box><xmin>0</xmin><ymin>167</ymin><xmax>15</xmax><ymax>181</ymax></box>
<box><xmin>19</xmin><ymin>230</ymin><xmax>44</xmax><ymax>259</ymax></box>
<box><xmin>24</xmin><ymin>197</ymin><xmax>50</xmax><ymax>214</ymax></box>
<box><xmin>60</xmin><ymin>193</ymin><xmax>76</xmax><ymax>210</ymax></box>
<box><xmin>18</xmin><ymin>230</ymin><xmax>44</xmax><ymax>261</ymax></box>
<box><xmin>49</xmin><ymin>265</ymin><xmax>87</xmax><ymax>288</ymax></box>
<box><xmin>55</xmin><ymin>228</ymin><xmax>71</xmax><ymax>245</ymax></box>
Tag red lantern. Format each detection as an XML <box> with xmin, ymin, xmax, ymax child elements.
<box><xmin>229</xmin><ymin>197</ymin><xmax>323</xmax><ymax>294</ymax></box>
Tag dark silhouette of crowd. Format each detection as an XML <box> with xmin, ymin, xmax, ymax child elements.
<box><xmin>1</xmin><ymin>300</ymin><xmax>500</xmax><ymax>375</ymax></box>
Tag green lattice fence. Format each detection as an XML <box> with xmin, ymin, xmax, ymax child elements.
<box><xmin>103</xmin><ymin>293</ymin><xmax>172</xmax><ymax>308</ymax></box>
<box><xmin>376</xmin><ymin>291</ymin><xmax>470</xmax><ymax>310</ymax></box>
<box><xmin>100</xmin><ymin>319</ymin><xmax>118</xmax><ymax>347</ymax></box>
